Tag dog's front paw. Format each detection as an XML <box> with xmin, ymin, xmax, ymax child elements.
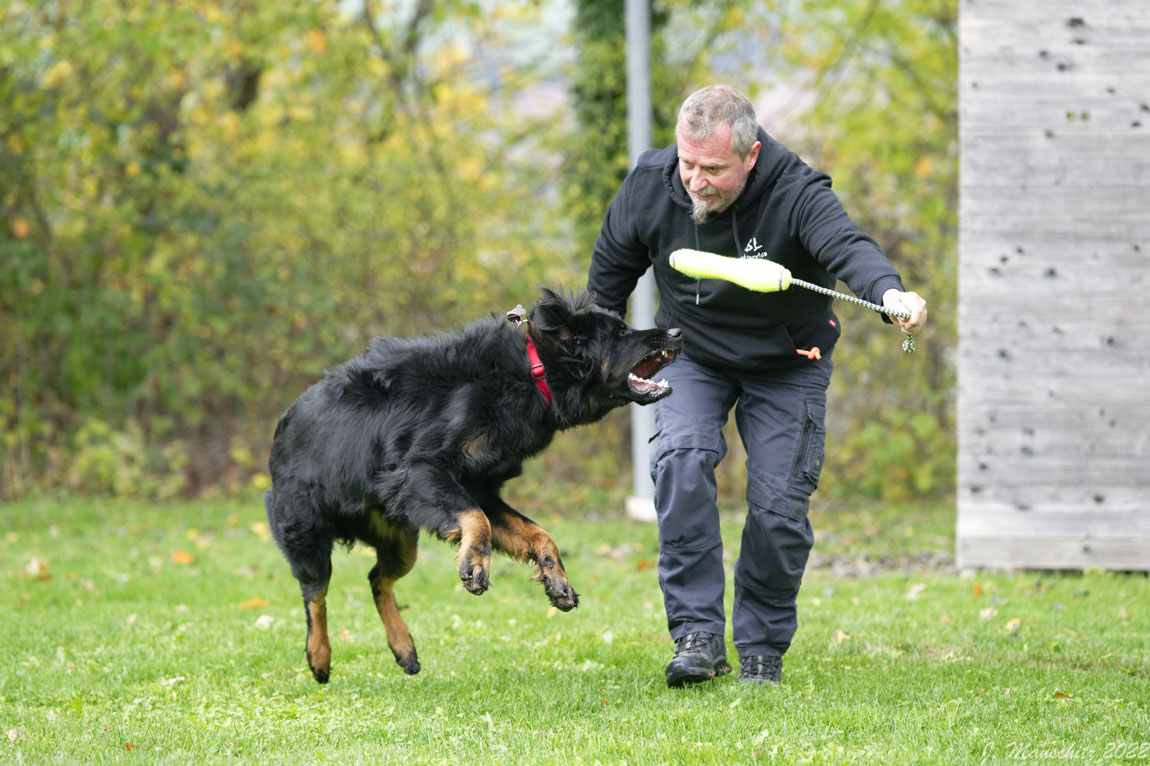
<box><xmin>459</xmin><ymin>559</ymin><xmax>490</xmax><ymax>596</ymax></box>
<box><xmin>395</xmin><ymin>649</ymin><xmax>421</xmax><ymax>676</ymax></box>
<box><xmin>538</xmin><ymin>555</ymin><xmax>578</xmax><ymax>611</ymax></box>
<box><xmin>546</xmin><ymin>578</ymin><xmax>580</xmax><ymax>612</ymax></box>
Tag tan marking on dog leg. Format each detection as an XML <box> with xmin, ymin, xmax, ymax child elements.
<box><xmin>305</xmin><ymin>587</ymin><xmax>332</xmax><ymax>683</ymax></box>
<box><xmin>373</xmin><ymin>577</ymin><xmax>420</xmax><ymax>674</ymax></box>
<box><xmin>491</xmin><ymin>514</ymin><xmax>579</xmax><ymax>611</ymax></box>
<box><xmin>369</xmin><ymin>527</ymin><xmax>421</xmax><ymax>674</ymax></box>
<box><xmin>453</xmin><ymin>509</ymin><xmax>491</xmax><ymax>595</ymax></box>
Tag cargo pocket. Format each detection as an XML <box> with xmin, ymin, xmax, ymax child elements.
<box><xmin>789</xmin><ymin>394</ymin><xmax>826</xmax><ymax>491</ymax></box>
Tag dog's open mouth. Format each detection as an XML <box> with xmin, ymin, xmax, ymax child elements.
<box><xmin>627</xmin><ymin>348</ymin><xmax>678</xmax><ymax>397</ymax></box>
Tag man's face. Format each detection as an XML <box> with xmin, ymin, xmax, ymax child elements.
<box><xmin>676</xmin><ymin>122</ymin><xmax>761</xmax><ymax>224</ymax></box>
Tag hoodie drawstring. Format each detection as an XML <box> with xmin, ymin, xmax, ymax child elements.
<box><xmin>691</xmin><ymin>208</ymin><xmax>746</xmax><ymax>307</ymax></box>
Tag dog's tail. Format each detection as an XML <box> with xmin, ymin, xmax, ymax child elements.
<box><xmin>263</xmin><ymin>487</ymin><xmax>285</xmax><ymax>548</ymax></box>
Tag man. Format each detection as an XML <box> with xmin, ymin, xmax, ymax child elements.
<box><xmin>587</xmin><ymin>85</ymin><xmax>927</xmax><ymax>687</ymax></box>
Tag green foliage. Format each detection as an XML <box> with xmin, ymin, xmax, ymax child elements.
<box><xmin>1</xmin><ymin>0</ymin><xmax>574</xmax><ymax>497</ymax></box>
<box><xmin>66</xmin><ymin>419</ymin><xmax>188</xmax><ymax>498</ymax></box>
<box><xmin>1</xmin><ymin>0</ymin><xmax>957</xmax><ymax>502</ymax></box>
<box><xmin>764</xmin><ymin>0</ymin><xmax>959</xmax><ymax>500</ymax></box>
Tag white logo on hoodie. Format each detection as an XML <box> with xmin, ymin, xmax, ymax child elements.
<box><xmin>743</xmin><ymin>237</ymin><xmax>768</xmax><ymax>258</ymax></box>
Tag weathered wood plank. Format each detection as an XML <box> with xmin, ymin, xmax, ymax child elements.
<box><xmin>961</xmin><ymin>261</ymin><xmax>1150</xmax><ymax>298</ymax></box>
<box><xmin>958</xmin><ymin>510</ymin><xmax>1150</xmax><ymax>537</ymax></box>
<box><xmin>961</xmin><ymin>185</ymin><xmax>1150</xmax><ymax>218</ymax></box>
<box><xmin>956</xmin><ymin>454</ymin><xmax>1148</xmax><ymax>485</ymax></box>
<box><xmin>958</xmin><ymin>293</ymin><xmax>1148</xmax><ymax>322</ymax></box>
<box><xmin>956</xmin><ymin>488</ymin><xmax>1150</xmax><ymax>514</ymax></box>
<box><xmin>961</xmin><ymin>0</ymin><xmax>1150</xmax><ymax>22</ymax></box>
<box><xmin>959</xmin><ymin>425</ymin><xmax>1147</xmax><ymax>458</ymax></box>
<box><xmin>959</xmin><ymin>235</ymin><xmax>1148</xmax><ymax>263</ymax></box>
<box><xmin>961</xmin><ymin>17</ymin><xmax>1150</xmax><ymax>66</ymax></box>
<box><xmin>957</xmin><ymin>535</ymin><xmax>1150</xmax><ymax>571</ymax></box>
<box><xmin>960</xmin><ymin>400</ymin><xmax>1149</xmax><ymax>430</ymax></box>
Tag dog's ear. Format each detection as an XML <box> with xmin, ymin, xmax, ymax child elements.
<box><xmin>532</xmin><ymin>287</ymin><xmax>574</xmax><ymax>333</ymax></box>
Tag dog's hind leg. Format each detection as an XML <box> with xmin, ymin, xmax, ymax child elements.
<box><xmin>367</xmin><ymin>524</ymin><xmax>421</xmax><ymax>675</ymax></box>
<box><xmin>266</xmin><ymin>491</ymin><xmax>336</xmax><ymax>684</ymax></box>
<box><xmin>486</xmin><ymin>503</ymin><xmax>579</xmax><ymax>612</ymax></box>
<box><xmin>301</xmin><ymin>572</ymin><xmax>333</xmax><ymax>684</ymax></box>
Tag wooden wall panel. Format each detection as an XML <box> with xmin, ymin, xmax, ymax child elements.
<box><xmin>957</xmin><ymin>0</ymin><xmax>1150</xmax><ymax>570</ymax></box>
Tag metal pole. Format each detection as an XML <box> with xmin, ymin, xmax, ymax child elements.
<box><xmin>625</xmin><ymin>0</ymin><xmax>657</xmax><ymax>521</ymax></box>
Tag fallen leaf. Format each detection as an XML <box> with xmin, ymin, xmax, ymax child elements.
<box><xmin>249</xmin><ymin>522</ymin><xmax>271</xmax><ymax>541</ymax></box>
<box><xmin>1005</xmin><ymin>617</ymin><xmax>1022</xmax><ymax>632</ymax></box>
<box><xmin>26</xmin><ymin>557</ymin><xmax>52</xmax><ymax>581</ymax></box>
<box><xmin>170</xmin><ymin>550</ymin><xmax>194</xmax><ymax>565</ymax></box>
<box><xmin>7</xmin><ymin>728</ymin><xmax>27</xmax><ymax>743</ymax></box>
<box><xmin>971</xmin><ymin>582</ymin><xmax>983</xmax><ymax>597</ymax></box>
<box><xmin>939</xmin><ymin>613</ymin><xmax>952</xmax><ymax>624</ymax></box>
<box><xmin>125</xmin><ymin>742</ymin><xmax>137</xmax><ymax>751</ymax></box>
<box><xmin>238</xmin><ymin>597</ymin><xmax>270</xmax><ymax>609</ymax></box>
<box><xmin>833</xmin><ymin>628</ymin><xmax>851</xmax><ymax>644</ymax></box>
<box><xmin>979</xmin><ymin>607</ymin><xmax>997</xmax><ymax>620</ymax></box>
<box><xmin>1053</xmin><ymin>690</ymin><xmax>1068</xmax><ymax>698</ymax></box>
<box><xmin>545</xmin><ymin>606</ymin><xmax>559</xmax><ymax>619</ymax></box>
<box><xmin>1118</xmin><ymin>607</ymin><xmax>1129</xmax><ymax>620</ymax></box>
<box><xmin>160</xmin><ymin>676</ymin><xmax>185</xmax><ymax>687</ymax></box>
<box><xmin>906</xmin><ymin>583</ymin><xmax>927</xmax><ymax>601</ymax></box>
<box><xmin>254</xmin><ymin>615</ymin><xmax>275</xmax><ymax>629</ymax></box>
<box><xmin>337</xmin><ymin>626</ymin><xmax>355</xmax><ymax>643</ymax></box>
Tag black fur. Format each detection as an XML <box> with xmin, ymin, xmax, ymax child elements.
<box><xmin>264</xmin><ymin>287</ymin><xmax>682</xmax><ymax>682</ymax></box>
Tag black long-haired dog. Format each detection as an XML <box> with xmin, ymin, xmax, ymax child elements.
<box><xmin>265</xmin><ymin>288</ymin><xmax>682</xmax><ymax>683</ymax></box>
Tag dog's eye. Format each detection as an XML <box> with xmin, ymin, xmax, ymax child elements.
<box><xmin>617</xmin><ymin>327</ymin><xmax>629</xmax><ymax>338</ymax></box>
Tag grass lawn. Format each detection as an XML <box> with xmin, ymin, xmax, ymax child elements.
<box><xmin>1</xmin><ymin>491</ymin><xmax>1147</xmax><ymax>764</ymax></box>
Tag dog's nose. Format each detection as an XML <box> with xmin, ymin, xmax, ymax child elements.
<box><xmin>667</xmin><ymin>327</ymin><xmax>683</xmax><ymax>339</ymax></box>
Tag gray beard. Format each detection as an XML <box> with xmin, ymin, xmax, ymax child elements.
<box><xmin>688</xmin><ymin>177</ymin><xmax>747</xmax><ymax>225</ymax></box>
<box><xmin>690</xmin><ymin>196</ymin><xmax>714</xmax><ymax>224</ymax></box>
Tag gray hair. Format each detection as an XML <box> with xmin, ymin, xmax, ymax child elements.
<box><xmin>676</xmin><ymin>85</ymin><xmax>760</xmax><ymax>158</ymax></box>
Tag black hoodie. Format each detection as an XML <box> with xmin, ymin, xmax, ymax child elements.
<box><xmin>587</xmin><ymin>127</ymin><xmax>905</xmax><ymax>373</ymax></box>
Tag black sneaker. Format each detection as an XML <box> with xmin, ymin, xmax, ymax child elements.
<box><xmin>665</xmin><ymin>632</ymin><xmax>731</xmax><ymax>687</ymax></box>
<box><xmin>738</xmin><ymin>655</ymin><xmax>782</xmax><ymax>685</ymax></box>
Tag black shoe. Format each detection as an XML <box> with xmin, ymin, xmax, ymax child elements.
<box><xmin>738</xmin><ymin>655</ymin><xmax>782</xmax><ymax>685</ymax></box>
<box><xmin>665</xmin><ymin>632</ymin><xmax>731</xmax><ymax>687</ymax></box>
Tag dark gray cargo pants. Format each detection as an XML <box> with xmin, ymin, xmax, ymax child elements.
<box><xmin>650</xmin><ymin>352</ymin><xmax>831</xmax><ymax>659</ymax></box>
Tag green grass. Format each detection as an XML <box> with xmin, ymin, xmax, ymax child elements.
<box><xmin>1</xmin><ymin>493</ymin><xmax>1147</xmax><ymax>765</ymax></box>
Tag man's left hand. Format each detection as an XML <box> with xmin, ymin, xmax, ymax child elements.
<box><xmin>882</xmin><ymin>289</ymin><xmax>928</xmax><ymax>334</ymax></box>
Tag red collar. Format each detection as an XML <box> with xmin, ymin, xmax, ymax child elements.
<box><xmin>524</xmin><ymin>335</ymin><xmax>552</xmax><ymax>407</ymax></box>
